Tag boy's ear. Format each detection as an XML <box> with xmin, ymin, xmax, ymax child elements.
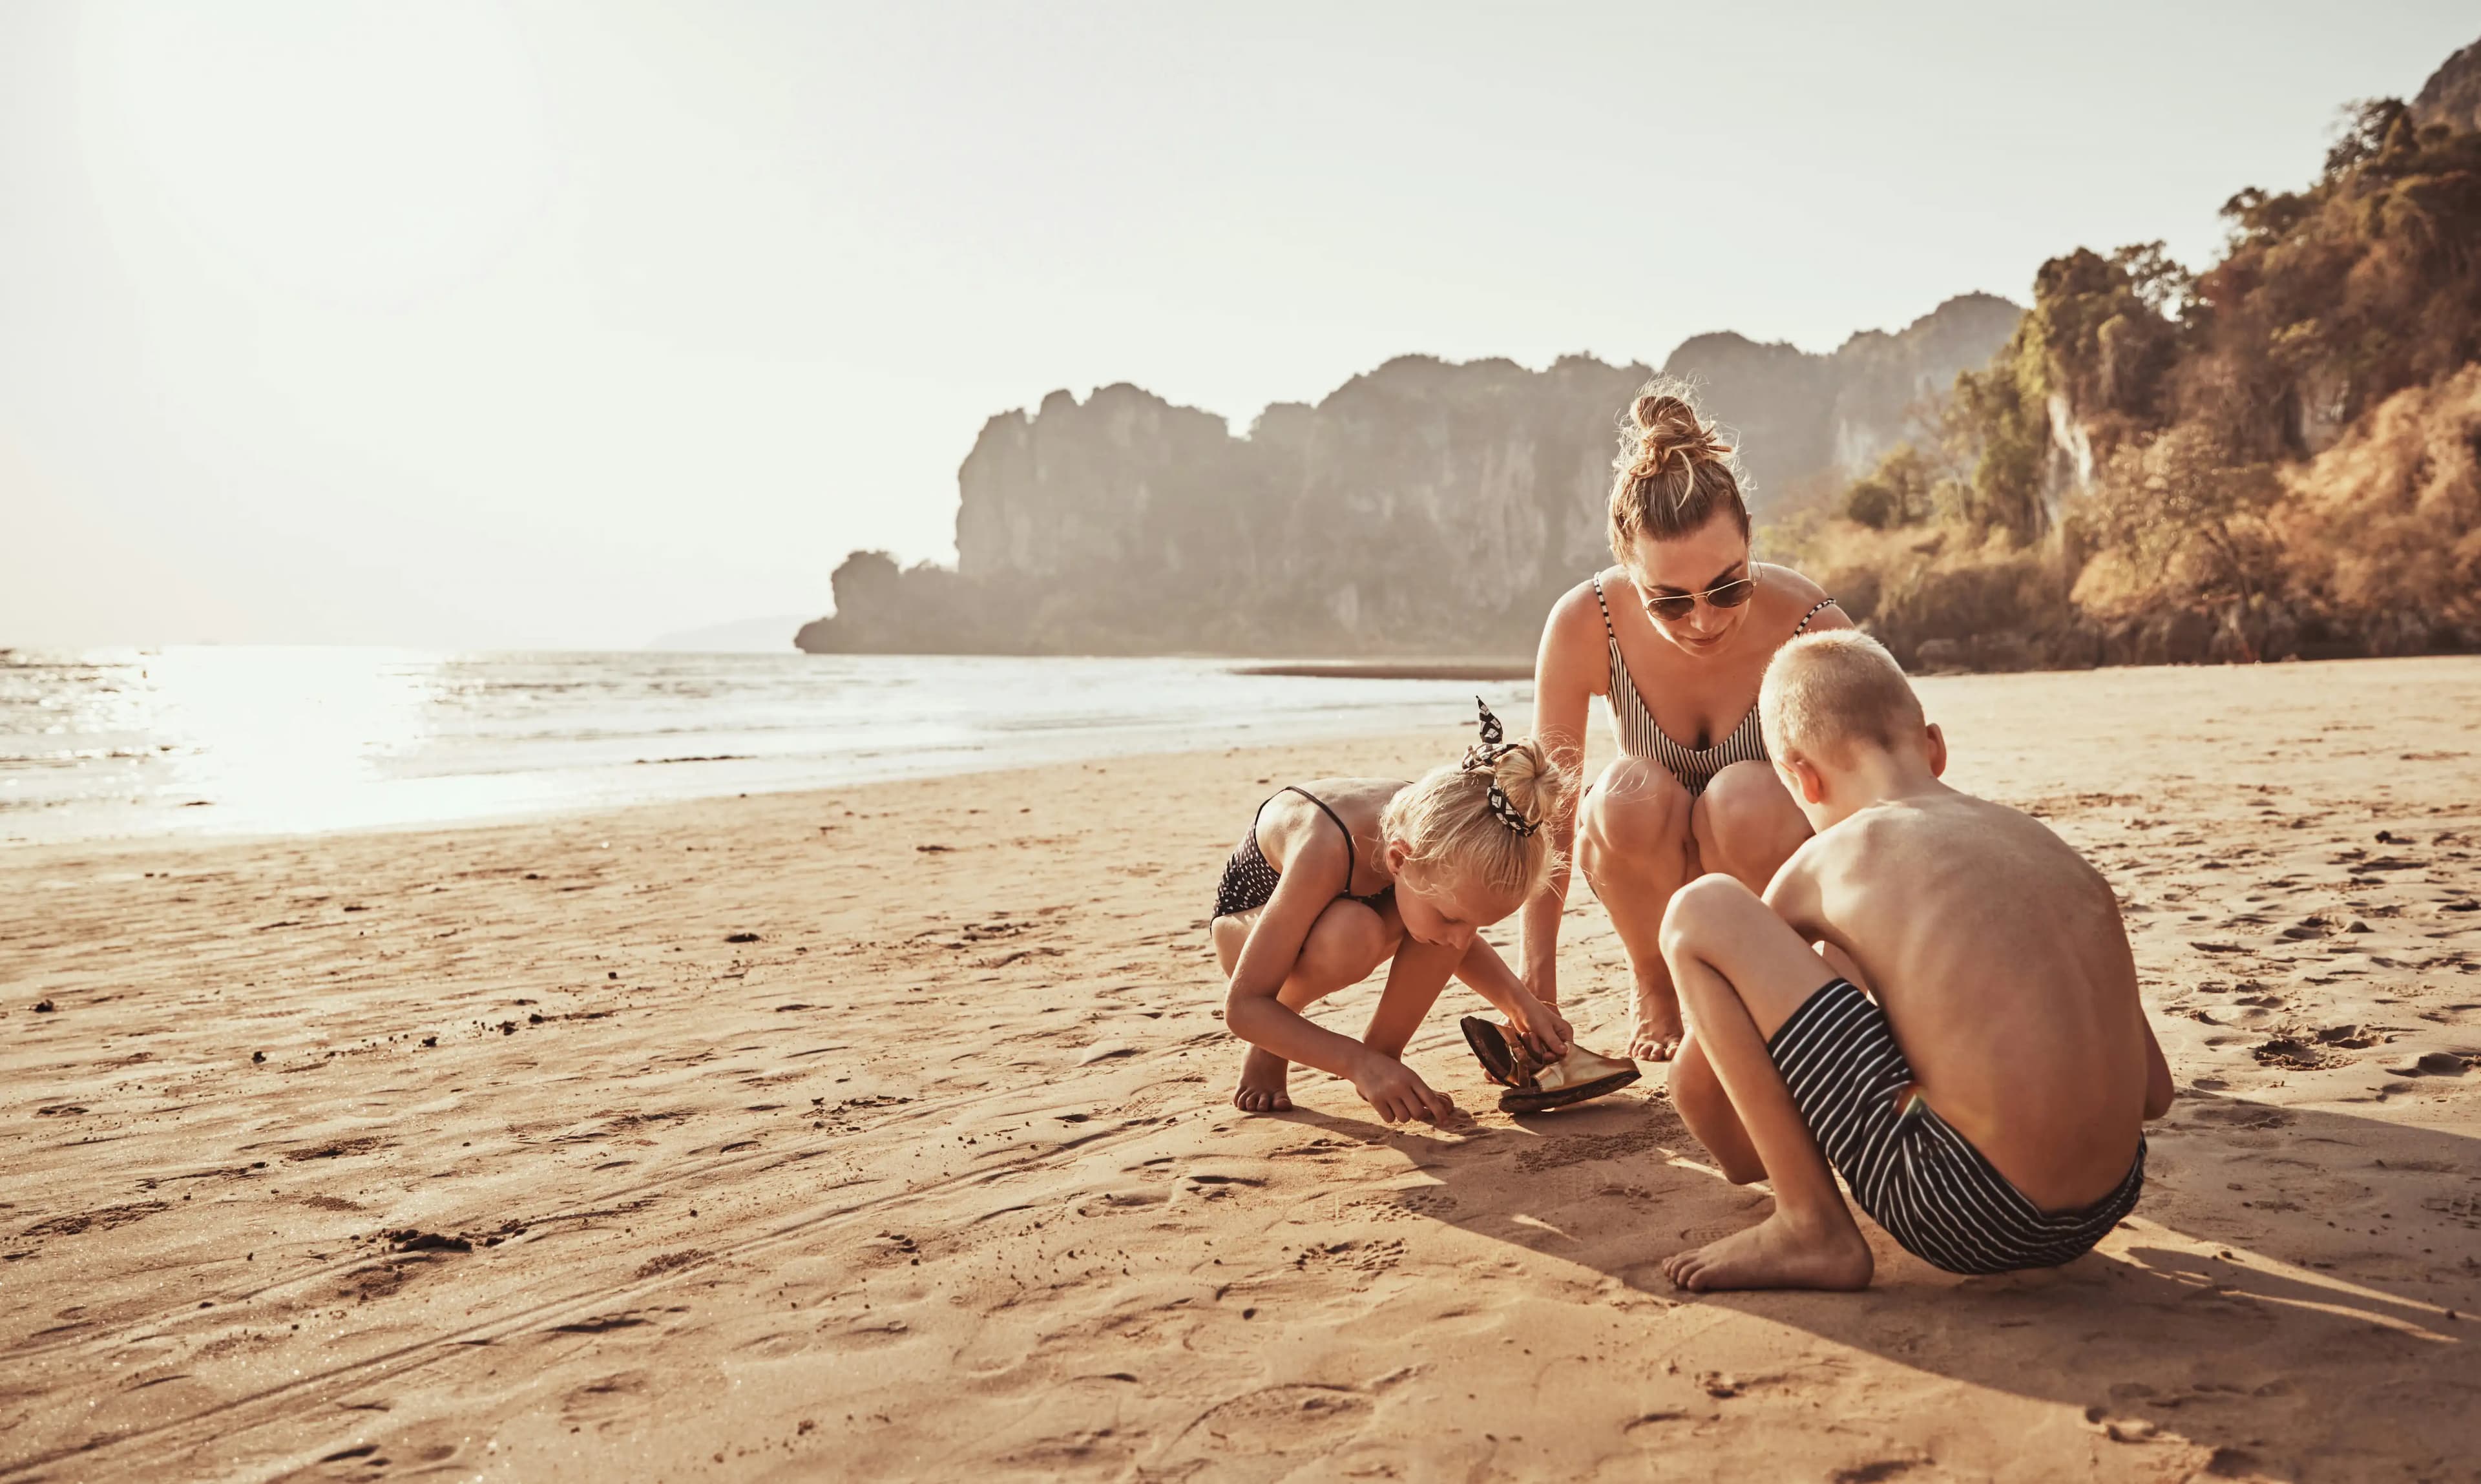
<box><xmin>1383</xmin><ymin>838</ymin><xmax>1410</xmax><ymax>874</ymax></box>
<box><xmin>1783</xmin><ymin>751</ymin><xmax>1828</xmax><ymax>805</ymax></box>
<box><xmin>1925</xmin><ymin>722</ymin><xmax>1948</xmax><ymax>778</ymax></box>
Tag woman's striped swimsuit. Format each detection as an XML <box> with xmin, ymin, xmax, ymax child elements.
<box><xmin>1591</xmin><ymin>575</ymin><xmax>1836</xmax><ymax>797</ymax></box>
<box><xmin>1770</xmin><ymin>979</ymin><xmax>2146</xmax><ymax>1274</ymax></box>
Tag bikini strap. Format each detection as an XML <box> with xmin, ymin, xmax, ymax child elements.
<box><xmin>1589</xmin><ymin>574</ymin><xmax>1618</xmax><ymax>642</ymax></box>
<box><xmin>1794</xmin><ymin>596</ymin><xmax>1840</xmax><ymax>636</ymax></box>
<box><xmin>1281</xmin><ymin>786</ymin><xmax>1366</xmax><ymax>895</ymax></box>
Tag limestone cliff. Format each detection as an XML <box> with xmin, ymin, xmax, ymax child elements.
<box><xmin>799</xmin><ymin>295</ymin><xmax>2019</xmax><ymax>656</ymax></box>
<box><xmin>2414</xmin><ymin>36</ymin><xmax>2481</xmax><ymax>134</ymax></box>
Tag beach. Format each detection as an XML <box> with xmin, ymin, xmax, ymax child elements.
<box><xmin>4</xmin><ymin>656</ymin><xmax>2478</xmax><ymax>1481</ymax></box>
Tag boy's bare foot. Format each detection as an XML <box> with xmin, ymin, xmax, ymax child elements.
<box><xmin>1628</xmin><ymin>985</ymin><xmax>1684</xmax><ymax>1061</ymax></box>
<box><xmin>1233</xmin><ymin>1047</ymin><xmax>1293</xmax><ymax>1113</ymax></box>
<box><xmin>1661</xmin><ymin>1209</ymin><xmax>1873</xmax><ymax>1292</ymax></box>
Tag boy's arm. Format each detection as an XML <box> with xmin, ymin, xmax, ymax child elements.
<box><xmin>1758</xmin><ymin>836</ymin><xmax>1834</xmax><ymax>947</ymax></box>
<box><xmin>2141</xmin><ymin>1013</ymin><xmax>2175</xmax><ymax>1120</ymax></box>
<box><xmin>2095</xmin><ymin>868</ymin><xmax>2175</xmax><ymax>1121</ymax></box>
<box><xmin>1761</xmin><ymin>839</ymin><xmax>1878</xmax><ymax>994</ymax></box>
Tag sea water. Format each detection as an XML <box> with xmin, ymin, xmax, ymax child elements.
<box><xmin>0</xmin><ymin>649</ymin><xmax>1538</xmax><ymax>846</ymax></box>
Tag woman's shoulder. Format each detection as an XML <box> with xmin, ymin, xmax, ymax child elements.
<box><xmin>1753</xmin><ymin>562</ymin><xmax>1848</xmax><ymax>631</ymax></box>
<box><xmin>1754</xmin><ymin>561</ymin><xmax>1828</xmax><ymax>605</ymax></box>
<box><xmin>1545</xmin><ymin>570</ymin><xmax>1622</xmax><ymax>632</ymax></box>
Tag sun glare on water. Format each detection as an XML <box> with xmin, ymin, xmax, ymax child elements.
<box><xmin>141</xmin><ymin>647</ymin><xmax>444</xmax><ymax>833</ymax></box>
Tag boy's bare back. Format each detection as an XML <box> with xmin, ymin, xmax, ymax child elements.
<box><xmin>1767</xmin><ymin>790</ymin><xmax>2158</xmax><ymax>1211</ymax></box>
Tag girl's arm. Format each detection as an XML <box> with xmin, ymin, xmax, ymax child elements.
<box><xmin>1220</xmin><ymin>831</ymin><xmax>1385</xmax><ymax>1083</ymax></box>
<box><xmin>1519</xmin><ymin>584</ymin><xmax>1603</xmax><ymax>1008</ymax></box>
<box><xmin>1454</xmin><ymin>939</ymin><xmax>1572</xmax><ymax>1057</ymax></box>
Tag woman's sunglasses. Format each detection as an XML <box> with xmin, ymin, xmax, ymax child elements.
<box><xmin>1644</xmin><ymin>576</ymin><xmax>1755</xmax><ymax>623</ymax></box>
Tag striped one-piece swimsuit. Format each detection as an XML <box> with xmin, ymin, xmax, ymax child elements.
<box><xmin>1591</xmin><ymin>574</ymin><xmax>1837</xmax><ymax>797</ymax></box>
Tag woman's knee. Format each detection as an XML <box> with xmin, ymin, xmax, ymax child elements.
<box><xmin>1693</xmin><ymin>760</ymin><xmax>1810</xmax><ymax>886</ymax></box>
<box><xmin>1579</xmin><ymin>758</ymin><xmax>1691</xmax><ymax>886</ymax></box>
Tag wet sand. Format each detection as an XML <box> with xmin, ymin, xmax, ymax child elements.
<box><xmin>3</xmin><ymin>657</ymin><xmax>2477</xmax><ymax>1481</ymax></box>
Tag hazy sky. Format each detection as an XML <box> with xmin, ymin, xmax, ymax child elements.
<box><xmin>3</xmin><ymin>2</ymin><xmax>2473</xmax><ymax>649</ymax></box>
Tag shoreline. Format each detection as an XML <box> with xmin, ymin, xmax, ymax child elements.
<box><xmin>13</xmin><ymin>649</ymin><xmax>2469</xmax><ymax>856</ymax></box>
<box><xmin>5</xmin><ymin>657</ymin><xmax>2479</xmax><ymax>1478</ymax></box>
<box><xmin>1228</xmin><ymin>659</ymin><xmax>1535</xmax><ymax>681</ymax></box>
<box><xmin>1</xmin><ymin>652</ymin><xmax>1530</xmax><ymax>852</ymax></box>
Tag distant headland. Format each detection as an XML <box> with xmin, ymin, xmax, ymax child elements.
<box><xmin>799</xmin><ymin>294</ymin><xmax>2020</xmax><ymax>660</ymax></box>
<box><xmin>803</xmin><ymin>32</ymin><xmax>2481</xmax><ymax>671</ymax></box>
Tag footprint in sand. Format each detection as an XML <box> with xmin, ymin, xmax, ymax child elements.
<box><xmin>1166</xmin><ymin>1384</ymin><xmax>1373</xmax><ymax>1461</ymax></box>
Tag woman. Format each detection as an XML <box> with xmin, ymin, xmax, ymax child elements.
<box><xmin>1518</xmin><ymin>384</ymin><xmax>1849</xmax><ymax>1064</ymax></box>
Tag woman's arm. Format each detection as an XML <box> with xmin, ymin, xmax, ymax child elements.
<box><xmin>1519</xmin><ymin>583</ymin><xmax>1604</xmax><ymax>1008</ymax></box>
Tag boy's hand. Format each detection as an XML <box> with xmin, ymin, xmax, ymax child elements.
<box><xmin>1511</xmin><ymin>1000</ymin><xmax>1573</xmax><ymax>1060</ymax></box>
<box><xmin>1350</xmin><ymin>1052</ymin><xmax>1456</xmax><ymax>1125</ymax></box>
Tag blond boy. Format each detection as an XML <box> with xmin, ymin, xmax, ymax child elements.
<box><xmin>1655</xmin><ymin>632</ymin><xmax>2173</xmax><ymax>1290</ymax></box>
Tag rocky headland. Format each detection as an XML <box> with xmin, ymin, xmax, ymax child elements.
<box><xmin>799</xmin><ymin>296</ymin><xmax>2019</xmax><ymax>658</ymax></box>
<box><xmin>806</xmin><ymin>34</ymin><xmax>2480</xmax><ymax>671</ymax></box>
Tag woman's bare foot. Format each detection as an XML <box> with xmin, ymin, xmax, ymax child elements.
<box><xmin>1628</xmin><ymin>985</ymin><xmax>1684</xmax><ymax>1061</ymax></box>
<box><xmin>1660</xmin><ymin>1209</ymin><xmax>1873</xmax><ymax>1292</ymax></box>
<box><xmin>1233</xmin><ymin>1046</ymin><xmax>1293</xmax><ymax>1113</ymax></box>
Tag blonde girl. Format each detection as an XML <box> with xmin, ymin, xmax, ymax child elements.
<box><xmin>1211</xmin><ymin>703</ymin><xmax>1638</xmax><ymax>1122</ymax></box>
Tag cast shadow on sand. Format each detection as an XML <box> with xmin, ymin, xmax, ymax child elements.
<box><xmin>1271</xmin><ymin>1087</ymin><xmax>2476</xmax><ymax>1475</ymax></box>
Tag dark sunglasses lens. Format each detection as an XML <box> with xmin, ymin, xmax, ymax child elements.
<box><xmin>1648</xmin><ymin>596</ymin><xmax>1695</xmax><ymax>622</ymax></box>
<box><xmin>1708</xmin><ymin>579</ymin><xmax>1755</xmax><ymax>609</ymax></box>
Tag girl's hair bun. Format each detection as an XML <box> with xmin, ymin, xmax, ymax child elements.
<box><xmin>1485</xmin><ymin>737</ymin><xmax>1565</xmax><ymax>833</ymax></box>
<box><xmin>1379</xmin><ymin>733</ymin><xmax>1573</xmax><ymax>902</ymax></box>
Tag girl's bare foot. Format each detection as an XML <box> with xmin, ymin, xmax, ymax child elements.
<box><xmin>1628</xmin><ymin>985</ymin><xmax>1684</xmax><ymax>1061</ymax></box>
<box><xmin>1660</xmin><ymin>1209</ymin><xmax>1873</xmax><ymax>1292</ymax></box>
<box><xmin>1233</xmin><ymin>1046</ymin><xmax>1293</xmax><ymax>1113</ymax></box>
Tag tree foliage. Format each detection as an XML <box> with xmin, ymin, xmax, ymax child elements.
<box><xmin>1794</xmin><ymin>72</ymin><xmax>2481</xmax><ymax>668</ymax></box>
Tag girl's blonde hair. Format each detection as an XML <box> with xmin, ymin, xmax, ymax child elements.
<box><xmin>1379</xmin><ymin>729</ymin><xmax>1572</xmax><ymax>902</ymax></box>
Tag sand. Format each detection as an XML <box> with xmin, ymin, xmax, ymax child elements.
<box><xmin>3</xmin><ymin>656</ymin><xmax>2478</xmax><ymax>1482</ymax></box>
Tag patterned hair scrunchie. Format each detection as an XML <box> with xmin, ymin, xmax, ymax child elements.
<box><xmin>1461</xmin><ymin>696</ymin><xmax>1538</xmax><ymax>837</ymax></box>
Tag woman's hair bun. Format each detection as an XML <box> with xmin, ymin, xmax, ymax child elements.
<box><xmin>1609</xmin><ymin>379</ymin><xmax>1750</xmax><ymax>549</ymax></box>
<box><xmin>1628</xmin><ymin>392</ymin><xmax>1731</xmax><ymax>481</ymax></box>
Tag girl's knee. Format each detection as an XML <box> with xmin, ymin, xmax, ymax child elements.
<box><xmin>1210</xmin><ymin>914</ymin><xmax>1253</xmax><ymax>978</ymax></box>
<box><xmin>1295</xmin><ymin>901</ymin><xmax>1392</xmax><ymax>988</ymax></box>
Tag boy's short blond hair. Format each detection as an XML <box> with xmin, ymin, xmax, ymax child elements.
<box><xmin>1759</xmin><ymin>631</ymin><xmax>1925</xmax><ymax>764</ymax></box>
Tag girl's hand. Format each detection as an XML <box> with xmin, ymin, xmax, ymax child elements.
<box><xmin>1350</xmin><ymin>1052</ymin><xmax>1456</xmax><ymax>1125</ymax></box>
<box><xmin>1513</xmin><ymin>1000</ymin><xmax>1573</xmax><ymax>1060</ymax></box>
